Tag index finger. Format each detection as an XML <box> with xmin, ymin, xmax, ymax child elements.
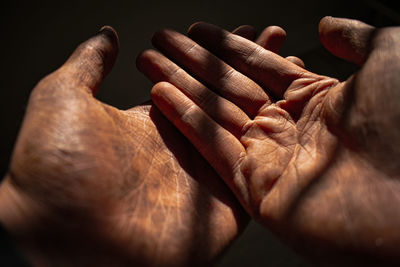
<box><xmin>188</xmin><ymin>22</ymin><xmax>315</xmax><ymax>99</ymax></box>
<box><xmin>152</xmin><ymin>28</ymin><xmax>270</xmax><ymax>117</ymax></box>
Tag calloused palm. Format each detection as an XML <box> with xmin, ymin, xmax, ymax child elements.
<box><xmin>0</xmin><ymin>27</ymin><xmax>252</xmax><ymax>267</ymax></box>
<box><xmin>137</xmin><ymin>17</ymin><xmax>400</xmax><ymax>266</ymax></box>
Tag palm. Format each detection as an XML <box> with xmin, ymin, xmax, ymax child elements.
<box><xmin>240</xmin><ymin>74</ymin><xmax>340</xmax><ymax>217</ymax></box>
<box><xmin>1</xmin><ymin>29</ymin><xmax>245</xmax><ymax>267</ymax></box>
<box><xmin>140</xmin><ymin>19</ymin><xmax>400</xmax><ymax>265</ymax></box>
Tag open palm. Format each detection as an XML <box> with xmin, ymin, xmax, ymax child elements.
<box><xmin>0</xmin><ymin>27</ymin><xmax>247</xmax><ymax>267</ymax></box>
<box><xmin>138</xmin><ymin>17</ymin><xmax>400</xmax><ymax>266</ymax></box>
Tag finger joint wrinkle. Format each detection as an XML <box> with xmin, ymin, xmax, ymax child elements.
<box><xmin>244</xmin><ymin>46</ymin><xmax>264</xmax><ymax>67</ymax></box>
<box><xmin>182</xmin><ymin>43</ymin><xmax>198</xmax><ymax>57</ymax></box>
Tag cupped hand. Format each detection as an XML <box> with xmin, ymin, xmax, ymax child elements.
<box><xmin>138</xmin><ymin>17</ymin><xmax>400</xmax><ymax>266</ymax></box>
<box><xmin>0</xmin><ymin>27</ymin><xmax>248</xmax><ymax>267</ymax></box>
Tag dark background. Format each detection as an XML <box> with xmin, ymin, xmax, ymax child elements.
<box><xmin>1</xmin><ymin>0</ymin><xmax>399</xmax><ymax>266</ymax></box>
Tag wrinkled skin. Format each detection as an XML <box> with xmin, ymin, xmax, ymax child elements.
<box><xmin>137</xmin><ymin>17</ymin><xmax>400</xmax><ymax>266</ymax></box>
<box><xmin>0</xmin><ymin>27</ymin><xmax>253</xmax><ymax>267</ymax></box>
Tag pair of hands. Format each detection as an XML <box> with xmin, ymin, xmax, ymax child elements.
<box><xmin>139</xmin><ymin>17</ymin><xmax>400</xmax><ymax>266</ymax></box>
<box><xmin>0</xmin><ymin>16</ymin><xmax>399</xmax><ymax>266</ymax></box>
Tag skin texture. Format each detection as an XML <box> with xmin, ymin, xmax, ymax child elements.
<box><xmin>137</xmin><ymin>17</ymin><xmax>400</xmax><ymax>266</ymax></box>
<box><xmin>0</xmin><ymin>27</ymin><xmax>252</xmax><ymax>267</ymax></box>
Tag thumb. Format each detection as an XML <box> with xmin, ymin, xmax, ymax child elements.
<box><xmin>62</xmin><ymin>26</ymin><xmax>119</xmax><ymax>95</ymax></box>
<box><xmin>319</xmin><ymin>16</ymin><xmax>376</xmax><ymax>66</ymax></box>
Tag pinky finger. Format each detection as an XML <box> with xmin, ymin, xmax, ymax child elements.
<box><xmin>255</xmin><ymin>26</ymin><xmax>286</xmax><ymax>53</ymax></box>
<box><xmin>151</xmin><ymin>82</ymin><xmax>246</xmax><ymax>191</ymax></box>
<box><xmin>285</xmin><ymin>56</ymin><xmax>305</xmax><ymax>68</ymax></box>
<box><xmin>231</xmin><ymin>25</ymin><xmax>257</xmax><ymax>40</ymax></box>
<box><xmin>256</xmin><ymin>26</ymin><xmax>305</xmax><ymax>68</ymax></box>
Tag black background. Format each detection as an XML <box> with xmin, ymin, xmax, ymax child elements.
<box><xmin>1</xmin><ymin>0</ymin><xmax>399</xmax><ymax>266</ymax></box>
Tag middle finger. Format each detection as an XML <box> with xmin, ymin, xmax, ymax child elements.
<box><xmin>151</xmin><ymin>29</ymin><xmax>271</xmax><ymax>117</ymax></box>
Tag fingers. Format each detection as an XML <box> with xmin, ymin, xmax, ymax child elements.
<box><xmin>255</xmin><ymin>26</ymin><xmax>286</xmax><ymax>53</ymax></box>
<box><xmin>188</xmin><ymin>22</ymin><xmax>313</xmax><ymax>99</ymax></box>
<box><xmin>62</xmin><ymin>26</ymin><xmax>120</xmax><ymax>95</ymax></box>
<box><xmin>151</xmin><ymin>82</ymin><xmax>246</xmax><ymax>190</ymax></box>
<box><xmin>232</xmin><ymin>25</ymin><xmax>257</xmax><ymax>40</ymax></box>
<box><xmin>319</xmin><ymin>16</ymin><xmax>375</xmax><ymax>66</ymax></box>
<box><xmin>150</xmin><ymin>28</ymin><xmax>271</xmax><ymax>116</ymax></box>
<box><xmin>238</xmin><ymin>25</ymin><xmax>305</xmax><ymax>68</ymax></box>
<box><xmin>285</xmin><ymin>56</ymin><xmax>305</xmax><ymax>68</ymax></box>
<box><xmin>136</xmin><ymin>49</ymin><xmax>249</xmax><ymax>137</ymax></box>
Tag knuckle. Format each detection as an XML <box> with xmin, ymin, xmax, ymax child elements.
<box><xmin>245</xmin><ymin>45</ymin><xmax>264</xmax><ymax>66</ymax></box>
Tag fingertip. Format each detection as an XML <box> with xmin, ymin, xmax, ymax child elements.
<box><xmin>318</xmin><ymin>16</ymin><xmax>375</xmax><ymax>66</ymax></box>
<box><xmin>151</xmin><ymin>81</ymin><xmax>173</xmax><ymax>97</ymax></box>
<box><xmin>285</xmin><ymin>56</ymin><xmax>305</xmax><ymax>68</ymax></box>
<box><xmin>136</xmin><ymin>49</ymin><xmax>154</xmax><ymax>71</ymax></box>
<box><xmin>94</xmin><ymin>26</ymin><xmax>120</xmax><ymax>70</ymax></box>
<box><xmin>98</xmin><ymin>25</ymin><xmax>120</xmax><ymax>51</ymax></box>
<box><xmin>187</xmin><ymin>21</ymin><xmax>217</xmax><ymax>38</ymax></box>
<box><xmin>151</xmin><ymin>28</ymin><xmax>167</xmax><ymax>44</ymax></box>
<box><xmin>264</xmin><ymin>26</ymin><xmax>286</xmax><ymax>37</ymax></box>
<box><xmin>151</xmin><ymin>28</ymin><xmax>179</xmax><ymax>51</ymax></box>
<box><xmin>188</xmin><ymin>21</ymin><xmax>207</xmax><ymax>34</ymax></box>
<box><xmin>135</xmin><ymin>49</ymin><xmax>165</xmax><ymax>83</ymax></box>
<box><xmin>256</xmin><ymin>26</ymin><xmax>286</xmax><ymax>53</ymax></box>
<box><xmin>62</xmin><ymin>25</ymin><xmax>120</xmax><ymax>95</ymax></box>
<box><xmin>232</xmin><ymin>25</ymin><xmax>257</xmax><ymax>40</ymax></box>
<box><xmin>318</xmin><ymin>16</ymin><xmax>334</xmax><ymax>31</ymax></box>
<box><xmin>318</xmin><ymin>16</ymin><xmax>339</xmax><ymax>49</ymax></box>
<box><xmin>151</xmin><ymin>82</ymin><xmax>182</xmax><ymax>116</ymax></box>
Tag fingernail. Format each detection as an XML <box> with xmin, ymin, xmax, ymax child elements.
<box><xmin>98</xmin><ymin>26</ymin><xmax>120</xmax><ymax>48</ymax></box>
<box><xmin>98</xmin><ymin>26</ymin><xmax>117</xmax><ymax>37</ymax></box>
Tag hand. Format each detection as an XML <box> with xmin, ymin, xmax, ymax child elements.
<box><xmin>0</xmin><ymin>27</ymin><xmax>248</xmax><ymax>267</ymax></box>
<box><xmin>138</xmin><ymin>17</ymin><xmax>400</xmax><ymax>266</ymax></box>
